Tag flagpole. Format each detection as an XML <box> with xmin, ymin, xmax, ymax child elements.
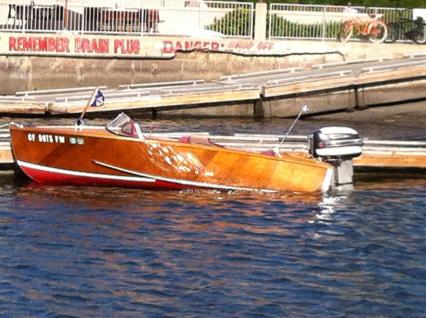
<box><xmin>274</xmin><ymin>105</ymin><xmax>309</xmax><ymax>157</ymax></box>
<box><xmin>76</xmin><ymin>87</ymin><xmax>98</xmax><ymax>126</ymax></box>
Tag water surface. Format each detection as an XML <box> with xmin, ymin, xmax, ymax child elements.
<box><xmin>1</xmin><ymin>115</ymin><xmax>425</xmax><ymax>317</ymax></box>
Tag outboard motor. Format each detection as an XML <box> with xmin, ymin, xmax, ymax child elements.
<box><xmin>309</xmin><ymin>127</ymin><xmax>363</xmax><ymax>189</ymax></box>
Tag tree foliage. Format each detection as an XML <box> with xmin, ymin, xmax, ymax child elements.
<box><xmin>269</xmin><ymin>14</ymin><xmax>341</xmax><ymax>38</ymax></box>
<box><xmin>231</xmin><ymin>0</ymin><xmax>426</xmax><ymax>9</ymax></box>
<box><xmin>207</xmin><ymin>8</ymin><xmax>252</xmax><ymax>36</ymax></box>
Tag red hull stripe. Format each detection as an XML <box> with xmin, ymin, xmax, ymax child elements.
<box><xmin>16</xmin><ymin>160</ymin><xmax>173</xmax><ymax>188</ymax></box>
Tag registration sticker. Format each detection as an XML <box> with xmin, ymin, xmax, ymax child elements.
<box><xmin>69</xmin><ymin>137</ymin><xmax>84</xmax><ymax>145</ymax></box>
<box><xmin>27</xmin><ymin>133</ymin><xmax>65</xmax><ymax>144</ymax></box>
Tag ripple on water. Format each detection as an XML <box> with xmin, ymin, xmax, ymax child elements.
<box><xmin>0</xmin><ymin>168</ymin><xmax>425</xmax><ymax>316</ymax></box>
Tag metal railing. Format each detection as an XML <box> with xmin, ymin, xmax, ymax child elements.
<box><xmin>269</xmin><ymin>3</ymin><xmax>411</xmax><ymax>41</ymax></box>
<box><xmin>0</xmin><ymin>0</ymin><xmax>254</xmax><ymax>38</ymax></box>
<box><xmin>1</xmin><ymin>1</ymin><xmax>421</xmax><ymax>42</ymax></box>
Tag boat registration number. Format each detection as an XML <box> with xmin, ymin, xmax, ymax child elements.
<box><xmin>27</xmin><ymin>133</ymin><xmax>83</xmax><ymax>145</ymax></box>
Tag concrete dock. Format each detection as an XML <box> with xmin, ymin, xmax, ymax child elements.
<box><xmin>1</xmin><ymin>54</ymin><xmax>426</xmax><ymax>118</ymax></box>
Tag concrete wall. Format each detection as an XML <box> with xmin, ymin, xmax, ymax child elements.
<box><xmin>357</xmin><ymin>81</ymin><xmax>426</xmax><ymax>107</ymax></box>
<box><xmin>1</xmin><ymin>40</ymin><xmax>425</xmax><ymax>95</ymax></box>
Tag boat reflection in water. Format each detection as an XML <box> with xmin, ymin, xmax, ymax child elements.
<box><xmin>12</xmin><ymin>180</ymin><xmax>327</xmax><ymax>236</ymax></box>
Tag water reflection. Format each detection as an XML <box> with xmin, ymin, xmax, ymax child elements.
<box><xmin>314</xmin><ymin>195</ymin><xmax>342</xmax><ymax>222</ymax></box>
<box><xmin>12</xmin><ymin>182</ymin><xmax>313</xmax><ymax>241</ymax></box>
<box><xmin>14</xmin><ymin>178</ymin><xmax>321</xmax><ymax>207</ymax></box>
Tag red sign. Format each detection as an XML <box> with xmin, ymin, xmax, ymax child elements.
<box><xmin>162</xmin><ymin>40</ymin><xmax>222</xmax><ymax>53</ymax></box>
<box><xmin>8</xmin><ymin>35</ymin><xmax>143</xmax><ymax>56</ymax></box>
<box><xmin>162</xmin><ymin>39</ymin><xmax>275</xmax><ymax>54</ymax></box>
<box><xmin>9</xmin><ymin>36</ymin><xmax>71</xmax><ymax>53</ymax></box>
<box><xmin>4</xmin><ymin>33</ymin><xmax>278</xmax><ymax>58</ymax></box>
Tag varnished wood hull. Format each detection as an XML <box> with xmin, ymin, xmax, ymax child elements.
<box><xmin>10</xmin><ymin>125</ymin><xmax>333</xmax><ymax>192</ymax></box>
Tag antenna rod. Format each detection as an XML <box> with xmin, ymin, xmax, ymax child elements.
<box><xmin>275</xmin><ymin>105</ymin><xmax>309</xmax><ymax>156</ymax></box>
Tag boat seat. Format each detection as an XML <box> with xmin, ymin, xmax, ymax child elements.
<box><xmin>178</xmin><ymin>136</ymin><xmax>192</xmax><ymax>144</ymax></box>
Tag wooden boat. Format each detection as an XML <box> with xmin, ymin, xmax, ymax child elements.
<box><xmin>9</xmin><ymin>113</ymin><xmax>336</xmax><ymax>193</ymax></box>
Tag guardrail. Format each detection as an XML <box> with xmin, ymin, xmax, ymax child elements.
<box><xmin>0</xmin><ymin>0</ymin><xmax>254</xmax><ymax>38</ymax></box>
<box><xmin>268</xmin><ymin>3</ymin><xmax>411</xmax><ymax>41</ymax></box>
<box><xmin>0</xmin><ymin>1</ymin><xmax>422</xmax><ymax>42</ymax></box>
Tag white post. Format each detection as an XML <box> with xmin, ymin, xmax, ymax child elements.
<box><xmin>322</xmin><ymin>6</ymin><xmax>326</xmax><ymax>41</ymax></box>
<box><xmin>254</xmin><ymin>2</ymin><xmax>267</xmax><ymax>41</ymax></box>
<box><xmin>140</xmin><ymin>0</ymin><xmax>143</xmax><ymax>36</ymax></box>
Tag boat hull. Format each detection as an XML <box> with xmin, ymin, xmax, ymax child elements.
<box><xmin>10</xmin><ymin>125</ymin><xmax>333</xmax><ymax>192</ymax></box>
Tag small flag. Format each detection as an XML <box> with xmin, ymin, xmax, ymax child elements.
<box><xmin>90</xmin><ymin>89</ymin><xmax>105</xmax><ymax>107</ymax></box>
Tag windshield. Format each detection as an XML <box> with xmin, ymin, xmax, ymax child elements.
<box><xmin>106</xmin><ymin>112</ymin><xmax>143</xmax><ymax>139</ymax></box>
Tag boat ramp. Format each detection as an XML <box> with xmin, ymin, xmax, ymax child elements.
<box><xmin>0</xmin><ymin>54</ymin><xmax>426</xmax><ymax>118</ymax></box>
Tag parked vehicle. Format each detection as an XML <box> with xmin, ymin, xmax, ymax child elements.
<box><xmin>384</xmin><ymin>10</ymin><xmax>426</xmax><ymax>44</ymax></box>
<box><xmin>339</xmin><ymin>11</ymin><xmax>387</xmax><ymax>43</ymax></box>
